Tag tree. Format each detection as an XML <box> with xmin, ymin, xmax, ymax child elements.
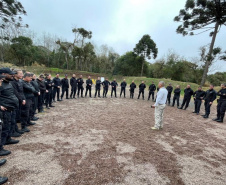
<box><xmin>174</xmin><ymin>0</ymin><xmax>226</xmax><ymax>86</ymax></box>
<box><xmin>134</xmin><ymin>34</ymin><xmax>158</xmax><ymax>76</ymax></box>
<box><xmin>0</xmin><ymin>0</ymin><xmax>28</xmax><ymax>29</ymax></box>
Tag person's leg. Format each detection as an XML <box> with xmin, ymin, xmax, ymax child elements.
<box><xmin>98</xmin><ymin>88</ymin><xmax>100</xmax><ymax>97</ymax></box>
<box><xmin>49</xmin><ymin>91</ymin><xmax>53</xmax><ymax>106</ymax></box>
<box><xmin>220</xmin><ymin>101</ymin><xmax>226</xmax><ymax>121</ymax></box>
<box><xmin>168</xmin><ymin>94</ymin><xmax>171</xmax><ymax>104</ymax></box>
<box><xmin>148</xmin><ymin>92</ymin><xmax>151</xmax><ymax>100</ymax></box>
<box><xmin>152</xmin><ymin>92</ymin><xmax>155</xmax><ymax>101</ymax></box>
<box><xmin>85</xmin><ymin>87</ymin><xmax>88</xmax><ymax>97</ymax></box>
<box><xmin>138</xmin><ymin>91</ymin><xmax>141</xmax><ymax>99</ymax></box>
<box><xmin>159</xmin><ymin>105</ymin><xmax>166</xmax><ymax>128</ymax></box>
<box><xmin>95</xmin><ymin>88</ymin><xmax>97</xmax><ymax>97</ymax></box>
<box><xmin>115</xmin><ymin>89</ymin><xmax>117</xmax><ymax>97</ymax></box>
<box><xmin>120</xmin><ymin>88</ymin><xmax>122</xmax><ymax>97</ymax></box>
<box><xmin>52</xmin><ymin>88</ymin><xmax>56</xmax><ymax>101</ymax></box>
<box><xmin>197</xmin><ymin>99</ymin><xmax>202</xmax><ymax>113</ymax></box>
<box><xmin>105</xmin><ymin>87</ymin><xmax>108</xmax><ymax>97</ymax></box>
<box><xmin>66</xmin><ymin>88</ymin><xmax>69</xmax><ymax>98</ymax></box>
<box><xmin>89</xmin><ymin>87</ymin><xmax>92</xmax><ymax>97</ymax></box>
<box><xmin>61</xmin><ymin>88</ymin><xmax>65</xmax><ymax>99</ymax></box>
<box><xmin>194</xmin><ymin>100</ymin><xmax>198</xmax><ymax>112</ymax></box>
<box><xmin>77</xmin><ymin>87</ymin><xmax>80</xmax><ymax>97</ymax></box>
<box><xmin>111</xmin><ymin>88</ymin><xmax>113</xmax><ymax>97</ymax></box>
<box><xmin>70</xmin><ymin>87</ymin><xmax>73</xmax><ymax>98</ymax></box>
<box><xmin>176</xmin><ymin>96</ymin><xmax>180</xmax><ymax>107</ymax></box>
<box><xmin>142</xmin><ymin>91</ymin><xmax>144</xmax><ymax>100</ymax></box>
<box><xmin>180</xmin><ymin>97</ymin><xmax>186</xmax><ymax>108</ymax></box>
<box><xmin>56</xmin><ymin>88</ymin><xmax>60</xmax><ymax>100</ymax></box>
<box><xmin>154</xmin><ymin>106</ymin><xmax>161</xmax><ymax>129</ymax></box>
<box><xmin>185</xmin><ymin>97</ymin><xmax>191</xmax><ymax>109</ymax></box>
<box><xmin>172</xmin><ymin>96</ymin><xmax>176</xmax><ymax>106</ymax></box>
<box><xmin>81</xmin><ymin>87</ymin><xmax>84</xmax><ymax>97</ymax></box>
<box><xmin>217</xmin><ymin>101</ymin><xmax>222</xmax><ymax>119</ymax></box>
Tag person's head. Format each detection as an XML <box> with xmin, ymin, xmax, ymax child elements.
<box><xmin>0</xmin><ymin>67</ymin><xmax>16</xmax><ymax>81</ymax></box>
<box><xmin>80</xmin><ymin>75</ymin><xmax>83</xmax><ymax>78</ymax></box>
<box><xmin>158</xmin><ymin>81</ymin><xmax>165</xmax><ymax>88</ymax></box>
<box><xmin>223</xmin><ymin>83</ymin><xmax>226</xmax><ymax>89</ymax></box>
<box><xmin>114</xmin><ymin>79</ymin><xmax>116</xmax><ymax>81</ymax></box>
<box><xmin>32</xmin><ymin>74</ymin><xmax>36</xmax><ymax>80</ymax></box>
<box><xmin>88</xmin><ymin>76</ymin><xmax>91</xmax><ymax>79</ymax></box>
<box><xmin>152</xmin><ymin>81</ymin><xmax>154</xmax><ymax>84</ymax></box>
<box><xmin>169</xmin><ymin>83</ymin><xmax>172</xmax><ymax>86</ymax></box>
<box><xmin>198</xmin><ymin>86</ymin><xmax>202</xmax><ymax>91</ymax></box>
<box><xmin>56</xmin><ymin>73</ymin><xmax>59</xmax><ymax>78</ymax></box>
<box><xmin>39</xmin><ymin>74</ymin><xmax>45</xmax><ymax>81</ymax></box>
<box><xmin>23</xmin><ymin>73</ymin><xmax>32</xmax><ymax>82</ymax></box>
<box><xmin>209</xmin><ymin>84</ymin><xmax>214</xmax><ymax>90</ymax></box>
<box><xmin>123</xmin><ymin>79</ymin><xmax>126</xmax><ymax>82</ymax></box>
<box><xmin>13</xmin><ymin>69</ymin><xmax>23</xmax><ymax>80</ymax></box>
<box><xmin>98</xmin><ymin>77</ymin><xmax>100</xmax><ymax>80</ymax></box>
<box><xmin>132</xmin><ymin>80</ymin><xmax>134</xmax><ymax>83</ymax></box>
<box><xmin>65</xmin><ymin>74</ymin><xmax>68</xmax><ymax>79</ymax></box>
<box><xmin>46</xmin><ymin>74</ymin><xmax>51</xmax><ymax>79</ymax></box>
<box><xmin>187</xmin><ymin>85</ymin><xmax>191</xmax><ymax>89</ymax></box>
<box><xmin>142</xmin><ymin>81</ymin><xmax>144</xmax><ymax>84</ymax></box>
<box><xmin>72</xmin><ymin>74</ymin><xmax>76</xmax><ymax>78</ymax></box>
<box><xmin>176</xmin><ymin>85</ymin><xmax>180</xmax><ymax>89</ymax></box>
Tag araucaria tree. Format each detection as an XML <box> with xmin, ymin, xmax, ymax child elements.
<box><xmin>134</xmin><ymin>34</ymin><xmax>158</xmax><ymax>77</ymax></box>
<box><xmin>174</xmin><ymin>0</ymin><xmax>226</xmax><ymax>86</ymax></box>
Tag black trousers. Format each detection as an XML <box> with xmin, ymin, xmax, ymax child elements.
<box><xmin>181</xmin><ymin>96</ymin><xmax>191</xmax><ymax>109</ymax></box>
<box><xmin>10</xmin><ymin>110</ymin><xmax>17</xmax><ymax>136</ymax></box>
<box><xmin>120</xmin><ymin>87</ymin><xmax>126</xmax><ymax>97</ymax></box>
<box><xmin>130</xmin><ymin>89</ymin><xmax>135</xmax><ymax>99</ymax></box>
<box><xmin>32</xmin><ymin>96</ymin><xmax>38</xmax><ymax>116</ymax></box>
<box><xmin>21</xmin><ymin>98</ymin><xmax>33</xmax><ymax>127</ymax></box>
<box><xmin>70</xmin><ymin>86</ymin><xmax>77</xmax><ymax>98</ymax></box>
<box><xmin>85</xmin><ymin>87</ymin><xmax>92</xmax><ymax>97</ymax></box>
<box><xmin>172</xmin><ymin>95</ymin><xmax>180</xmax><ymax>107</ymax></box>
<box><xmin>167</xmin><ymin>93</ymin><xmax>172</xmax><ymax>104</ymax></box>
<box><xmin>217</xmin><ymin>100</ymin><xmax>226</xmax><ymax>119</ymax></box>
<box><xmin>111</xmin><ymin>88</ymin><xmax>117</xmax><ymax>97</ymax></box>
<box><xmin>95</xmin><ymin>87</ymin><xmax>100</xmax><ymax>97</ymax></box>
<box><xmin>61</xmin><ymin>88</ymin><xmax>69</xmax><ymax>99</ymax></box>
<box><xmin>53</xmin><ymin>87</ymin><xmax>60</xmax><ymax>100</ymax></box>
<box><xmin>16</xmin><ymin>103</ymin><xmax>22</xmax><ymax>123</ymax></box>
<box><xmin>77</xmin><ymin>87</ymin><xmax>84</xmax><ymax>97</ymax></box>
<box><xmin>194</xmin><ymin>99</ymin><xmax>202</xmax><ymax>113</ymax></box>
<box><xmin>204</xmin><ymin>100</ymin><xmax>212</xmax><ymax>116</ymax></box>
<box><xmin>138</xmin><ymin>90</ymin><xmax>144</xmax><ymax>99</ymax></box>
<box><xmin>103</xmin><ymin>87</ymin><xmax>109</xmax><ymax>97</ymax></box>
<box><xmin>0</xmin><ymin>110</ymin><xmax>12</xmax><ymax>150</ymax></box>
<box><xmin>148</xmin><ymin>91</ymin><xmax>155</xmax><ymax>100</ymax></box>
<box><xmin>38</xmin><ymin>92</ymin><xmax>45</xmax><ymax>111</ymax></box>
<box><xmin>45</xmin><ymin>91</ymin><xmax>53</xmax><ymax>107</ymax></box>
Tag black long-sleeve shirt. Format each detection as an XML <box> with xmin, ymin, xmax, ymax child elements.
<box><xmin>111</xmin><ymin>81</ymin><xmax>118</xmax><ymax>89</ymax></box>
<box><xmin>10</xmin><ymin>78</ymin><xmax>25</xmax><ymax>103</ymax></box>
<box><xmin>52</xmin><ymin>77</ymin><xmax>61</xmax><ymax>88</ymax></box>
<box><xmin>96</xmin><ymin>80</ymin><xmax>102</xmax><ymax>89</ymax></box>
<box><xmin>86</xmin><ymin>79</ymin><xmax>93</xmax><ymax>88</ymax></box>
<box><xmin>193</xmin><ymin>90</ymin><xmax>205</xmax><ymax>100</ymax></box>
<box><xmin>77</xmin><ymin>78</ymin><xmax>84</xmax><ymax>87</ymax></box>
<box><xmin>174</xmin><ymin>88</ymin><xmax>181</xmax><ymax>97</ymax></box>
<box><xmin>102</xmin><ymin>80</ymin><xmax>110</xmax><ymax>87</ymax></box>
<box><xmin>204</xmin><ymin>89</ymin><xmax>217</xmax><ymax>102</ymax></box>
<box><xmin>37</xmin><ymin>79</ymin><xmax>46</xmax><ymax>93</ymax></box>
<box><xmin>121</xmin><ymin>82</ymin><xmax>127</xmax><ymax>88</ymax></box>
<box><xmin>184</xmin><ymin>88</ymin><xmax>194</xmax><ymax>98</ymax></box>
<box><xmin>22</xmin><ymin>80</ymin><xmax>38</xmax><ymax>99</ymax></box>
<box><xmin>139</xmin><ymin>83</ymin><xmax>146</xmax><ymax>91</ymax></box>
<box><xmin>61</xmin><ymin>78</ymin><xmax>69</xmax><ymax>89</ymax></box>
<box><xmin>70</xmin><ymin>77</ymin><xmax>77</xmax><ymax>88</ymax></box>
<box><xmin>166</xmin><ymin>86</ymin><xmax>173</xmax><ymax>94</ymax></box>
<box><xmin>149</xmin><ymin>84</ymin><xmax>156</xmax><ymax>92</ymax></box>
<box><xmin>217</xmin><ymin>88</ymin><xmax>226</xmax><ymax>101</ymax></box>
<box><xmin>130</xmin><ymin>83</ymin><xmax>136</xmax><ymax>90</ymax></box>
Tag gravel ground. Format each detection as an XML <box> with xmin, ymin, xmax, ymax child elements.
<box><xmin>1</xmin><ymin>89</ymin><xmax>226</xmax><ymax>185</ymax></box>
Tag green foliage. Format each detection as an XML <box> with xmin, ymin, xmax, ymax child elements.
<box><xmin>208</xmin><ymin>72</ymin><xmax>226</xmax><ymax>85</ymax></box>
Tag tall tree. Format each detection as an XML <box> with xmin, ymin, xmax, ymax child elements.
<box><xmin>174</xmin><ymin>0</ymin><xmax>226</xmax><ymax>86</ymax></box>
<box><xmin>134</xmin><ymin>34</ymin><xmax>158</xmax><ymax>76</ymax></box>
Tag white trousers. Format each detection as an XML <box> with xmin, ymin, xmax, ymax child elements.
<box><xmin>154</xmin><ymin>104</ymin><xmax>166</xmax><ymax>128</ymax></box>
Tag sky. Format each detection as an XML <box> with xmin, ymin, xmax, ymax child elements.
<box><xmin>20</xmin><ymin>0</ymin><xmax>226</xmax><ymax>73</ymax></box>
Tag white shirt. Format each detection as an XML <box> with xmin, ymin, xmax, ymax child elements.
<box><xmin>154</xmin><ymin>87</ymin><xmax>168</xmax><ymax>106</ymax></box>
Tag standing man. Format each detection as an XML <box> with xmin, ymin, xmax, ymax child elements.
<box><xmin>30</xmin><ymin>74</ymin><xmax>40</xmax><ymax>121</ymax></box>
<box><xmin>85</xmin><ymin>76</ymin><xmax>92</xmax><ymax>98</ymax></box>
<box><xmin>166</xmin><ymin>83</ymin><xmax>173</xmax><ymax>105</ymax></box>
<box><xmin>138</xmin><ymin>81</ymin><xmax>146</xmax><ymax>100</ymax></box>
<box><xmin>178</xmin><ymin>85</ymin><xmax>194</xmax><ymax>110</ymax></box>
<box><xmin>70</xmin><ymin>74</ymin><xmax>77</xmax><ymax>99</ymax></box>
<box><xmin>111</xmin><ymin>79</ymin><xmax>118</xmax><ymax>98</ymax></box>
<box><xmin>94</xmin><ymin>77</ymin><xmax>101</xmax><ymax>98</ymax></box>
<box><xmin>45</xmin><ymin>74</ymin><xmax>54</xmax><ymax>109</ymax></box>
<box><xmin>37</xmin><ymin>74</ymin><xmax>46</xmax><ymax>113</ymax></box>
<box><xmin>213</xmin><ymin>83</ymin><xmax>226</xmax><ymax>122</ymax></box>
<box><xmin>120</xmin><ymin>79</ymin><xmax>127</xmax><ymax>98</ymax></box>
<box><xmin>52</xmin><ymin>73</ymin><xmax>61</xmax><ymax>101</ymax></box>
<box><xmin>102</xmin><ymin>78</ymin><xmax>110</xmax><ymax>98</ymax></box>
<box><xmin>148</xmin><ymin>81</ymin><xmax>156</xmax><ymax>101</ymax></box>
<box><xmin>61</xmin><ymin>74</ymin><xmax>69</xmax><ymax>100</ymax></box>
<box><xmin>193</xmin><ymin>86</ymin><xmax>205</xmax><ymax>115</ymax></box>
<box><xmin>171</xmin><ymin>85</ymin><xmax>181</xmax><ymax>108</ymax></box>
<box><xmin>130</xmin><ymin>81</ymin><xmax>136</xmax><ymax>99</ymax></box>
<box><xmin>77</xmin><ymin>75</ymin><xmax>84</xmax><ymax>98</ymax></box>
<box><xmin>151</xmin><ymin>81</ymin><xmax>168</xmax><ymax>130</ymax></box>
<box><xmin>202</xmin><ymin>84</ymin><xmax>217</xmax><ymax>119</ymax></box>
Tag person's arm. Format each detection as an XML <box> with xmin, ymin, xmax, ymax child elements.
<box><xmin>154</xmin><ymin>85</ymin><xmax>156</xmax><ymax>91</ymax></box>
<box><xmin>210</xmin><ymin>91</ymin><xmax>217</xmax><ymax>102</ymax></box>
<box><xmin>154</xmin><ymin>90</ymin><xmax>164</xmax><ymax>106</ymax></box>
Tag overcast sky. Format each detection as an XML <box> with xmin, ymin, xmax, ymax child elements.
<box><xmin>20</xmin><ymin>0</ymin><xmax>226</xmax><ymax>73</ymax></box>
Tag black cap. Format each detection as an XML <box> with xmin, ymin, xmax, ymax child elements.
<box><xmin>0</xmin><ymin>67</ymin><xmax>16</xmax><ymax>75</ymax></box>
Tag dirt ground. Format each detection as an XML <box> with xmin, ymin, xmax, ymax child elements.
<box><xmin>1</xmin><ymin>89</ymin><xmax>226</xmax><ymax>185</ymax></box>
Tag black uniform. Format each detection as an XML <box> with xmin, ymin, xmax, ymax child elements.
<box><xmin>0</xmin><ymin>80</ymin><xmax>19</xmax><ymax>149</ymax></box>
<box><xmin>102</xmin><ymin>80</ymin><xmax>110</xmax><ymax>97</ymax></box>
<box><xmin>37</xmin><ymin>78</ymin><xmax>46</xmax><ymax>112</ymax></box>
<box><xmin>148</xmin><ymin>84</ymin><xmax>156</xmax><ymax>101</ymax></box>
<box><xmin>120</xmin><ymin>82</ymin><xmax>127</xmax><ymax>98</ymax></box>
<box><xmin>193</xmin><ymin>90</ymin><xmax>205</xmax><ymax>114</ymax></box>
<box><xmin>52</xmin><ymin>77</ymin><xmax>61</xmax><ymax>101</ymax></box>
<box><xmin>111</xmin><ymin>81</ymin><xmax>118</xmax><ymax>97</ymax></box>
<box><xmin>45</xmin><ymin>78</ymin><xmax>53</xmax><ymax>107</ymax></box>
<box><xmin>138</xmin><ymin>83</ymin><xmax>146</xmax><ymax>100</ymax></box>
<box><xmin>77</xmin><ymin>78</ymin><xmax>84</xmax><ymax>97</ymax></box>
<box><xmin>180</xmin><ymin>88</ymin><xmax>194</xmax><ymax>109</ymax></box>
<box><xmin>61</xmin><ymin>78</ymin><xmax>69</xmax><ymax>99</ymax></box>
<box><xmin>95</xmin><ymin>80</ymin><xmax>101</xmax><ymax>98</ymax></box>
<box><xmin>216</xmin><ymin>88</ymin><xmax>226</xmax><ymax>121</ymax></box>
<box><xmin>203</xmin><ymin>89</ymin><xmax>217</xmax><ymax>117</ymax></box>
<box><xmin>31</xmin><ymin>79</ymin><xmax>40</xmax><ymax>117</ymax></box>
<box><xmin>70</xmin><ymin>77</ymin><xmax>77</xmax><ymax>98</ymax></box>
<box><xmin>130</xmin><ymin>83</ymin><xmax>136</xmax><ymax>99</ymax></box>
<box><xmin>166</xmin><ymin>86</ymin><xmax>173</xmax><ymax>104</ymax></box>
<box><xmin>85</xmin><ymin>79</ymin><xmax>93</xmax><ymax>97</ymax></box>
<box><xmin>172</xmin><ymin>88</ymin><xmax>181</xmax><ymax>107</ymax></box>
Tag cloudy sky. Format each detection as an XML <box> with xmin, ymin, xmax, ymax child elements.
<box><xmin>20</xmin><ymin>0</ymin><xmax>226</xmax><ymax>73</ymax></box>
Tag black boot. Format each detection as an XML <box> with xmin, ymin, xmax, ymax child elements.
<box><xmin>11</xmin><ymin>131</ymin><xmax>21</xmax><ymax>137</ymax></box>
<box><xmin>212</xmin><ymin>117</ymin><xmax>220</xmax><ymax>121</ymax></box>
<box><xmin>216</xmin><ymin>118</ymin><xmax>223</xmax><ymax>123</ymax></box>
<box><xmin>0</xmin><ymin>176</ymin><xmax>8</xmax><ymax>184</ymax></box>
<box><xmin>178</xmin><ymin>107</ymin><xmax>183</xmax><ymax>109</ymax></box>
<box><xmin>5</xmin><ymin>138</ymin><xmax>19</xmax><ymax>145</ymax></box>
<box><xmin>0</xmin><ymin>159</ymin><xmax>6</xmax><ymax>166</ymax></box>
<box><xmin>0</xmin><ymin>149</ymin><xmax>11</xmax><ymax>156</ymax></box>
<box><xmin>21</xmin><ymin>126</ymin><xmax>30</xmax><ymax>132</ymax></box>
<box><xmin>203</xmin><ymin>115</ymin><xmax>209</xmax><ymax>118</ymax></box>
<box><xmin>15</xmin><ymin>127</ymin><xmax>24</xmax><ymax>134</ymax></box>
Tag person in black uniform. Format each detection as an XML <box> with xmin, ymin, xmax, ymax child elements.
<box><xmin>148</xmin><ymin>81</ymin><xmax>156</xmax><ymax>101</ymax></box>
<box><xmin>0</xmin><ymin>68</ymin><xmax>19</xmax><ymax>151</ymax></box>
<box><xmin>202</xmin><ymin>84</ymin><xmax>217</xmax><ymax>118</ymax></box>
<box><xmin>178</xmin><ymin>85</ymin><xmax>194</xmax><ymax>110</ymax></box>
<box><xmin>30</xmin><ymin>74</ymin><xmax>40</xmax><ymax>121</ymax></box>
<box><xmin>70</xmin><ymin>74</ymin><xmax>77</xmax><ymax>99</ymax></box>
<box><xmin>37</xmin><ymin>74</ymin><xmax>46</xmax><ymax>113</ymax></box>
<box><xmin>172</xmin><ymin>85</ymin><xmax>181</xmax><ymax>107</ymax></box>
<box><xmin>94</xmin><ymin>77</ymin><xmax>101</xmax><ymax>98</ymax></box>
<box><xmin>61</xmin><ymin>74</ymin><xmax>69</xmax><ymax>100</ymax></box>
<box><xmin>193</xmin><ymin>86</ymin><xmax>205</xmax><ymax>115</ymax></box>
<box><xmin>77</xmin><ymin>75</ymin><xmax>84</xmax><ymax>98</ymax></box>
<box><xmin>166</xmin><ymin>83</ymin><xmax>173</xmax><ymax>105</ymax></box>
<box><xmin>102</xmin><ymin>78</ymin><xmax>110</xmax><ymax>98</ymax></box>
<box><xmin>85</xmin><ymin>76</ymin><xmax>93</xmax><ymax>98</ymax></box>
<box><xmin>52</xmin><ymin>73</ymin><xmax>61</xmax><ymax>101</ymax></box>
<box><xmin>129</xmin><ymin>81</ymin><xmax>136</xmax><ymax>99</ymax></box>
<box><xmin>111</xmin><ymin>79</ymin><xmax>118</xmax><ymax>98</ymax></box>
<box><xmin>213</xmin><ymin>83</ymin><xmax>226</xmax><ymax>122</ymax></box>
<box><xmin>120</xmin><ymin>79</ymin><xmax>127</xmax><ymax>98</ymax></box>
<box><xmin>45</xmin><ymin>74</ymin><xmax>54</xmax><ymax>109</ymax></box>
<box><xmin>138</xmin><ymin>81</ymin><xmax>146</xmax><ymax>100</ymax></box>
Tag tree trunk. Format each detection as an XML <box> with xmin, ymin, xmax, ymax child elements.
<box><xmin>141</xmin><ymin>60</ymin><xmax>144</xmax><ymax>77</ymax></box>
<box><xmin>65</xmin><ymin>53</ymin><xmax>68</xmax><ymax>70</ymax></box>
<box><xmin>200</xmin><ymin>22</ymin><xmax>219</xmax><ymax>87</ymax></box>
